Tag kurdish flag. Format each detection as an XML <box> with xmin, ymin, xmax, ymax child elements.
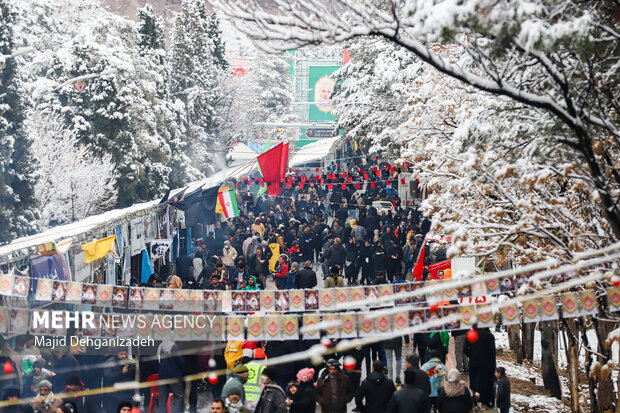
<box><xmin>216</xmin><ymin>187</ymin><xmax>239</xmax><ymax>218</ymax></box>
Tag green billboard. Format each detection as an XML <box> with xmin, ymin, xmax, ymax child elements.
<box><xmin>308</xmin><ymin>65</ymin><xmax>340</xmax><ymax>121</ymax></box>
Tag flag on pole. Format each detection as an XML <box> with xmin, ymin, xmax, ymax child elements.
<box><xmin>257</xmin><ymin>138</ymin><xmax>272</xmax><ymax>196</ymax></box>
<box><xmin>217</xmin><ymin>187</ymin><xmax>240</xmax><ymax>218</ymax></box>
<box><xmin>412</xmin><ymin>239</ymin><xmax>427</xmax><ymax>281</ymax></box>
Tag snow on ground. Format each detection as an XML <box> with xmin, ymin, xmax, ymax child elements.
<box><xmin>511</xmin><ymin>393</ymin><xmax>566</xmax><ymax>412</ymax></box>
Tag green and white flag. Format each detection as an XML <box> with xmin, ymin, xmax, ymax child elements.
<box><xmin>217</xmin><ymin>187</ymin><xmax>239</xmax><ymax>218</ymax></box>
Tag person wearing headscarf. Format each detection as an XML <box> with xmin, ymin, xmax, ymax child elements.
<box><xmin>287</xmin><ymin>368</ymin><xmax>315</xmax><ymax>413</ymax></box>
<box><xmin>435</xmin><ymin>369</ymin><xmax>473</xmax><ymax>413</ymax></box>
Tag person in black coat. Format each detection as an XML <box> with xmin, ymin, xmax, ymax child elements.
<box><xmin>335</xmin><ymin>204</ymin><xmax>349</xmax><ymax>224</ymax></box>
<box><xmin>103</xmin><ymin>347</ymin><xmax>135</xmax><ymax>412</ymax></box>
<box><xmin>365</xmin><ymin>208</ymin><xmax>380</xmax><ymax>238</ymax></box>
<box><xmin>288</xmin><ymin>369</ymin><xmax>316</xmax><ymax>413</ymax></box>
<box><xmin>386</xmin><ymin>240</ymin><xmax>402</xmax><ymax>282</ymax></box>
<box><xmin>176</xmin><ymin>254</ymin><xmax>196</xmax><ymax>287</ymax></box>
<box><xmin>325</xmin><ymin>238</ymin><xmax>347</xmax><ymax>269</ymax></box>
<box><xmin>344</xmin><ymin>238</ymin><xmax>359</xmax><ymax>285</ymax></box>
<box><xmin>359</xmin><ymin>240</ymin><xmax>374</xmax><ymax>285</ymax></box>
<box><xmin>495</xmin><ymin>367</ymin><xmax>510</xmax><ymax>413</ymax></box>
<box><xmin>464</xmin><ymin>328</ymin><xmax>496</xmax><ymax>407</ymax></box>
<box><xmin>265</xmin><ymin>341</ymin><xmax>299</xmax><ymax>389</ymax></box>
<box><xmin>403</xmin><ymin>357</ymin><xmax>431</xmax><ymax>397</ymax></box>
<box><xmin>300</xmin><ymin>227</ymin><xmax>316</xmax><ymax>262</ymax></box>
<box><xmin>427</xmin><ymin>332</ymin><xmax>447</xmax><ymax>365</ymax></box>
<box><xmin>295</xmin><ymin>262</ymin><xmax>318</xmax><ymax>289</ymax></box>
<box><xmin>355</xmin><ymin>360</ymin><xmax>396</xmax><ymax>413</ymax></box>
<box><xmin>386</xmin><ymin>369</ymin><xmax>429</xmax><ymax>413</ymax></box>
<box><xmin>372</xmin><ymin>242</ymin><xmax>388</xmax><ymax>278</ymax></box>
<box><xmin>52</xmin><ymin>349</ymin><xmax>80</xmax><ymax>393</ymax></box>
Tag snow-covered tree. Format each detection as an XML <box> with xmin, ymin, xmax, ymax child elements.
<box><xmin>229</xmin><ymin>52</ymin><xmax>297</xmax><ymax>142</ymax></box>
<box><xmin>207</xmin><ymin>12</ymin><xmax>228</xmax><ymax>71</ymax></box>
<box><xmin>168</xmin><ymin>0</ymin><xmax>221</xmax><ymax>176</ymax></box>
<box><xmin>0</xmin><ymin>0</ymin><xmax>39</xmax><ymax>244</ymax></box>
<box><xmin>210</xmin><ymin>2</ymin><xmax>620</xmax><ymax>410</ymax></box>
<box><xmin>211</xmin><ymin>0</ymin><xmax>620</xmax><ymax>244</ymax></box>
<box><xmin>15</xmin><ymin>0</ymin><xmax>181</xmax><ymax>207</ymax></box>
<box><xmin>137</xmin><ymin>3</ymin><xmax>192</xmax><ymax>190</ymax></box>
<box><xmin>29</xmin><ymin>111</ymin><xmax>116</xmax><ymax>227</ymax></box>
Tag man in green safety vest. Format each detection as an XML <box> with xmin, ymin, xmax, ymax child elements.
<box><xmin>244</xmin><ymin>348</ymin><xmax>266</xmax><ymax>412</ymax></box>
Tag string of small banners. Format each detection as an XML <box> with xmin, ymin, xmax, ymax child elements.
<box><xmin>0</xmin><ymin>287</ymin><xmax>618</xmax><ymax>341</ymax></box>
<box><xmin>0</xmin><ymin>272</ymin><xmax>619</xmax><ymax>340</ymax></box>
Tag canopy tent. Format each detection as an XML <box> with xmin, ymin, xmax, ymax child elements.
<box><xmin>227</xmin><ymin>142</ymin><xmax>259</xmax><ymax>165</ymax></box>
<box><xmin>0</xmin><ymin>158</ymin><xmax>259</xmax><ymax>261</ymax></box>
<box><xmin>289</xmin><ymin>137</ymin><xmax>340</xmax><ymax>167</ymax></box>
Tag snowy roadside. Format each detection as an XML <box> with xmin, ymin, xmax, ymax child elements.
<box><xmin>494</xmin><ymin>331</ymin><xmax>571</xmax><ymax>412</ymax></box>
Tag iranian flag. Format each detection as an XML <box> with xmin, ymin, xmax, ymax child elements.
<box><xmin>217</xmin><ymin>187</ymin><xmax>239</xmax><ymax>218</ymax></box>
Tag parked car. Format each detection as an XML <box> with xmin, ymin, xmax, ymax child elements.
<box><xmin>372</xmin><ymin>200</ymin><xmax>396</xmax><ymax>216</ymax></box>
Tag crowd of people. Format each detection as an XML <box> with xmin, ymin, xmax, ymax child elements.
<box><xmin>0</xmin><ymin>331</ymin><xmax>510</xmax><ymax>413</ymax></box>
<box><xmin>0</xmin><ymin>154</ymin><xmax>511</xmax><ymax>413</ymax></box>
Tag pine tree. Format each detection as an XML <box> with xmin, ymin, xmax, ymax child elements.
<box><xmin>137</xmin><ymin>4</ymin><xmax>165</xmax><ymax>53</ymax></box>
<box><xmin>207</xmin><ymin>12</ymin><xmax>228</xmax><ymax>71</ymax></box>
<box><xmin>168</xmin><ymin>0</ymin><xmax>220</xmax><ymax>176</ymax></box>
<box><xmin>137</xmin><ymin>3</ymin><xmax>191</xmax><ymax>190</ymax></box>
<box><xmin>0</xmin><ymin>0</ymin><xmax>39</xmax><ymax>243</ymax></box>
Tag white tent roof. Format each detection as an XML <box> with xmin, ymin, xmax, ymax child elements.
<box><xmin>289</xmin><ymin>137</ymin><xmax>340</xmax><ymax>167</ymax></box>
<box><xmin>0</xmin><ymin>159</ymin><xmax>259</xmax><ymax>259</ymax></box>
<box><xmin>228</xmin><ymin>142</ymin><xmax>259</xmax><ymax>164</ymax></box>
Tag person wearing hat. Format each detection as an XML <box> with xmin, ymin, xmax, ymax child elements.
<box><xmin>325</xmin><ymin>266</ymin><xmax>344</xmax><ymax>288</ymax></box>
<box><xmin>243</xmin><ymin>350</ymin><xmax>266</xmax><ymax>411</ymax></box>
<box><xmin>116</xmin><ymin>401</ymin><xmax>133</xmax><ymax>413</ymax></box>
<box><xmin>435</xmin><ymin>369</ymin><xmax>473</xmax><ymax>413</ymax></box>
<box><xmin>103</xmin><ymin>347</ymin><xmax>135</xmax><ymax>413</ymax></box>
<box><xmin>254</xmin><ymin>367</ymin><xmax>286</xmax><ymax>413</ymax></box>
<box><xmin>295</xmin><ymin>261</ymin><xmax>317</xmax><ymax>289</ymax></box>
<box><xmin>222</xmin><ymin>364</ymin><xmax>249</xmax><ymax>406</ymax></box>
<box><xmin>225</xmin><ymin>383</ymin><xmax>249</xmax><ymax>413</ymax></box>
<box><xmin>285</xmin><ymin>263</ymin><xmax>299</xmax><ymax>289</ymax></box>
<box><xmin>386</xmin><ymin>369</ymin><xmax>429</xmax><ymax>413</ymax></box>
<box><xmin>287</xmin><ymin>368</ymin><xmax>315</xmax><ymax>413</ymax></box>
<box><xmin>315</xmin><ymin>359</ymin><xmax>353</xmax><ymax>413</ymax></box>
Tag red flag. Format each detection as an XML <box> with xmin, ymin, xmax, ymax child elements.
<box><xmin>341</xmin><ymin>183</ymin><xmax>347</xmax><ymax>190</ymax></box>
<box><xmin>363</xmin><ymin>173</ymin><xmax>368</xmax><ymax>180</ymax></box>
<box><xmin>386</xmin><ymin>180</ymin><xmax>391</xmax><ymax>186</ymax></box>
<box><xmin>301</xmin><ymin>176</ymin><xmax>306</xmax><ymax>182</ymax></box>
<box><xmin>328</xmin><ymin>183</ymin><xmax>333</xmax><ymax>190</ymax></box>
<box><xmin>401</xmin><ymin>178</ymin><xmax>406</xmax><ymax>185</ymax></box>
<box><xmin>316</xmin><ymin>168</ymin><xmax>319</xmax><ymax>172</ymax></box>
<box><xmin>370</xmin><ymin>182</ymin><xmax>376</xmax><ymax>188</ymax></box>
<box><xmin>343</xmin><ymin>172</ymin><xmax>347</xmax><ymax>178</ymax></box>
<box><xmin>257</xmin><ymin>142</ymin><xmax>289</xmax><ymax>195</ymax></box>
<box><xmin>412</xmin><ymin>240</ymin><xmax>427</xmax><ymax>281</ymax></box>
<box><xmin>300</xmin><ymin>182</ymin><xmax>305</xmax><ymax>189</ymax></box>
<box><xmin>356</xmin><ymin>183</ymin><xmax>361</xmax><ymax>189</ymax></box>
<box><xmin>348</xmin><ymin>176</ymin><xmax>353</xmax><ymax>183</ymax></box>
